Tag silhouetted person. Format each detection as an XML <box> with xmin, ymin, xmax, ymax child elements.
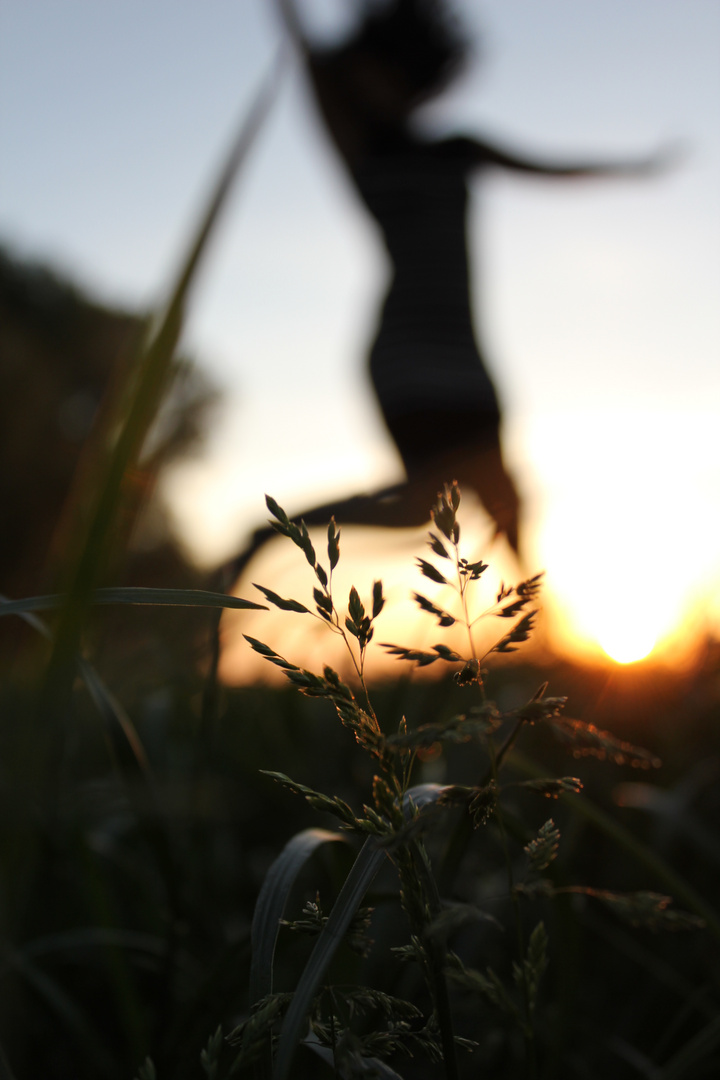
<box><xmin>233</xmin><ymin>0</ymin><xmax>672</xmax><ymax>574</ymax></box>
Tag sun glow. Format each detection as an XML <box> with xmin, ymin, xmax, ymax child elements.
<box><xmin>537</xmin><ymin>497</ymin><xmax>683</xmax><ymax>666</ymax></box>
<box><xmin>593</xmin><ymin>608</ymin><xmax>658</xmax><ymax>664</ymax></box>
<box><xmin>219</xmin><ymin>503</ymin><xmax>520</xmax><ymax>686</ymax></box>
<box><xmin>215</xmin><ymin>406</ymin><xmax>720</xmax><ymax>683</ymax></box>
<box><xmin>597</xmin><ymin>629</ymin><xmax>655</xmax><ymax>665</ymax></box>
<box><xmin>527</xmin><ymin>408</ymin><xmax>720</xmax><ymax>667</ymax></box>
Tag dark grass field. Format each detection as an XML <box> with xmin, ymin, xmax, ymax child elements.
<box><xmin>2</xmin><ymin>618</ymin><xmax>719</xmax><ymax>1079</ymax></box>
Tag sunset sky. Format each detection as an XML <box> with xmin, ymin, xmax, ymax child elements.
<box><xmin>2</xmin><ymin>1</ymin><xmax>719</xmax><ymax>666</ymax></box>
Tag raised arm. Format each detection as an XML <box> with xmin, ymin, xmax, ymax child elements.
<box><xmin>273</xmin><ymin>0</ymin><xmax>410</xmax><ymax>168</ymax></box>
<box><xmin>464</xmin><ymin>134</ymin><xmax>680</xmax><ymax>180</ymax></box>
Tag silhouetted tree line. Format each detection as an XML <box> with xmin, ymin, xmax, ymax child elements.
<box><xmin>0</xmin><ymin>245</ymin><xmax>216</xmax><ymax>686</ymax></box>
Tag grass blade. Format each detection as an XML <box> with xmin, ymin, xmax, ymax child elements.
<box><xmin>78</xmin><ymin>658</ymin><xmax>150</xmax><ymax>772</ymax></box>
<box><xmin>272</xmin><ymin>785</ymin><xmax>455</xmax><ymax>1080</ymax></box>
<box><xmin>0</xmin><ymin>588</ymin><xmax>267</xmax><ymax>617</ymax></box>
<box><xmin>249</xmin><ymin>828</ymin><xmax>349</xmax><ymax>1080</ymax></box>
<box><xmin>273</xmin><ymin>837</ymin><xmax>388</xmax><ymax>1080</ymax></box>
<box><xmin>250</xmin><ymin>828</ymin><xmax>348</xmax><ymax>1005</ymax></box>
<box><xmin>1</xmin><ymin>593</ymin><xmax>150</xmax><ymax>773</ymax></box>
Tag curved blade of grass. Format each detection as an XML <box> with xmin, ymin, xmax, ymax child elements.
<box><xmin>274</xmin><ymin>784</ymin><xmax>453</xmax><ymax>1080</ymax></box>
<box><xmin>250</xmin><ymin>828</ymin><xmax>349</xmax><ymax>1080</ymax></box>
<box><xmin>78</xmin><ymin>658</ymin><xmax>150</xmax><ymax>772</ymax></box>
<box><xmin>250</xmin><ymin>828</ymin><xmax>348</xmax><ymax>1006</ymax></box>
<box><xmin>1</xmin><ymin>592</ymin><xmax>150</xmax><ymax>773</ymax></box>
<box><xmin>0</xmin><ymin>588</ymin><xmax>267</xmax><ymax>618</ymax></box>
<box><xmin>508</xmin><ymin>750</ymin><xmax>720</xmax><ymax>944</ymax></box>
<box><xmin>273</xmin><ymin>835</ymin><xmax>387</xmax><ymax>1080</ymax></box>
<box><xmin>0</xmin><ymin>593</ymin><xmax>51</xmax><ymax>635</ymax></box>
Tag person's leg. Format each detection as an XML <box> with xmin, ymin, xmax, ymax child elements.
<box><xmin>227</xmin><ymin>477</ymin><xmax>436</xmax><ymax>580</ymax></box>
<box><xmin>389</xmin><ymin>410</ymin><xmax>521</xmax><ymax>557</ymax></box>
<box><xmin>295</xmin><ymin>479</ymin><xmax>436</xmax><ymax>530</ymax></box>
<box><xmin>453</xmin><ymin>442</ymin><xmax>520</xmax><ymax>556</ymax></box>
<box><xmin>228</xmin><ymin>413</ymin><xmax>521</xmax><ymax>579</ymax></box>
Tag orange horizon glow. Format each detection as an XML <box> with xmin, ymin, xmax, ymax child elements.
<box><xmin>218</xmin><ymin>491</ymin><xmax>717</xmax><ymax>686</ymax></box>
<box><xmin>524</xmin><ymin>408</ymin><xmax>720</xmax><ymax>671</ymax></box>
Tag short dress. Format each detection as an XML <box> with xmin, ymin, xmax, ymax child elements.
<box><xmin>352</xmin><ymin>136</ymin><xmax>502</xmax><ymax>471</ymax></box>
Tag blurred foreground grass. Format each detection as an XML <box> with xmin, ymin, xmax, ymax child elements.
<box><xmin>2</xmin><ymin>631</ymin><xmax>720</xmax><ymax>1078</ymax></box>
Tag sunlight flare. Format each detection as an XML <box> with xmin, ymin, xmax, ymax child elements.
<box><xmin>596</xmin><ymin>626</ymin><xmax>656</xmax><ymax>665</ymax></box>
<box><xmin>525</xmin><ymin>407</ymin><xmax>720</xmax><ymax>666</ymax></box>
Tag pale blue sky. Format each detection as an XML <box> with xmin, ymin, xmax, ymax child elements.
<box><xmin>2</xmin><ymin>1</ymin><xmax>719</xmax><ymax>657</ymax></box>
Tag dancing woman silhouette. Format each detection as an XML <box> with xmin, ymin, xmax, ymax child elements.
<box><xmin>233</xmin><ymin>0</ymin><xmax>669</xmax><ymax>573</ymax></box>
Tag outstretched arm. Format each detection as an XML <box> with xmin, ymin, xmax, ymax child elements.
<box><xmin>467</xmin><ymin>135</ymin><xmax>681</xmax><ymax>179</ymax></box>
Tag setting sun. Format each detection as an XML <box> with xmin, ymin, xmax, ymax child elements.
<box><xmin>529</xmin><ymin>408</ymin><xmax>720</xmax><ymax>667</ymax></box>
<box><xmin>595</xmin><ymin>626</ymin><xmax>656</xmax><ymax>665</ymax></box>
<box><xmin>537</xmin><ymin>506</ymin><xmax>680</xmax><ymax>667</ymax></box>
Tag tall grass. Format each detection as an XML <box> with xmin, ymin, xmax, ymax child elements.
<box><xmin>224</xmin><ymin>487</ymin><xmax>709</xmax><ymax>1080</ymax></box>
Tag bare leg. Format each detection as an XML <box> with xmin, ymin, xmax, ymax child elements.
<box><xmin>228</xmin><ymin>453</ymin><xmax>519</xmax><ymax>584</ymax></box>
<box><xmin>296</xmin><ymin>478</ymin><xmax>437</xmax><ymax>529</ymax></box>
<box><xmin>452</xmin><ymin>445</ymin><xmax>521</xmax><ymax>557</ymax></box>
<box><xmin>386</xmin><ymin>411</ymin><xmax>521</xmax><ymax>558</ymax></box>
<box><xmin>228</xmin><ymin>476</ymin><xmax>438</xmax><ymax>580</ymax></box>
<box><xmin>228</xmin><ymin>407</ymin><xmax>521</xmax><ymax>581</ymax></box>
